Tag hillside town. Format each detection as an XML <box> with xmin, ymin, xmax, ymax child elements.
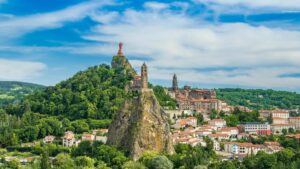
<box><xmin>165</xmin><ymin>74</ymin><xmax>300</xmax><ymax>159</ymax></box>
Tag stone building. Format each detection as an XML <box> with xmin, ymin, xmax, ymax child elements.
<box><xmin>131</xmin><ymin>63</ymin><xmax>148</xmax><ymax>91</ymax></box>
<box><xmin>168</xmin><ymin>74</ymin><xmax>226</xmax><ymax>113</ymax></box>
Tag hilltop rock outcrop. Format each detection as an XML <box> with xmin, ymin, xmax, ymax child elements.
<box><xmin>107</xmin><ymin>89</ymin><xmax>174</xmax><ymax>160</ymax></box>
<box><xmin>108</xmin><ymin>42</ymin><xmax>174</xmax><ymax>160</ymax></box>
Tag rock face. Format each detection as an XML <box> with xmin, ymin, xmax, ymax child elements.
<box><xmin>107</xmin><ymin>89</ymin><xmax>174</xmax><ymax>160</ymax></box>
<box><xmin>111</xmin><ymin>55</ymin><xmax>137</xmax><ymax>77</ymax></box>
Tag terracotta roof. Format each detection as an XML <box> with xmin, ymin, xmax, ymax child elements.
<box><xmin>209</xmin><ymin>119</ymin><xmax>226</xmax><ymax>122</ymax></box>
<box><xmin>265</xmin><ymin>142</ymin><xmax>280</xmax><ymax>146</ymax></box>
<box><xmin>191</xmin><ymin>89</ymin><xmax>211</xmax><ymax>92</ymax></box>
<box><xmin>208</xmin><ymin>134</ymin><xmax>229</xmax><ymax>137</ymax></box>
<box><xmin>286</xmin><ymin>134</ymin><xmax>300</xmax><ymax>139</ymax></box>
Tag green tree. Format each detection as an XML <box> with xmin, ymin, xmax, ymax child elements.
<box><xmin>74</xmin><ymin>156</ymin><xmax>95</xmax><ymax>168</ymax></box>
<box><xmin>40</xmin><ymin>150</ymin><xmax>51</xmax><ymax>169</ymax></box>
<box><xmin>148</xmin><ymin>155</ymin><xmax>173</xmax><ymax>169</ymax></box>
<box><xmin>195</xmin><ymin>113</ymin><xmax>204</xmax><ymax>125</ymax></box>
<box><xmin>53</xmin><ymin>153</ymin><xmax>75</xmax><ymax>169</ymax></box>
<box><xmin>122</xmin><ymin>161</ymin><xmax>146</xmax><ymax>169</ymax></box>
<box><xmin>72</xmin><ymin>140</ymin><xmax>92</xmax><ymax>157</ymax></box>
<box><xmin>6</xmin><ymin>159</ymin><xmax>21</xmax><ymax>169</ymax></box>
<box><xmin>95</xmin><ymin>145</ymin><xmax>128</xmax><ymax>168</ymax></box>
<box><xmin>210</xmin><ymin>109</ymin><xmax>218</xmax><ymax>120</ymax></box>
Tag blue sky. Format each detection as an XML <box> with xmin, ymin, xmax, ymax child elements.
<box><xmin>1</xmin><ymin>0</ymin><xmax>300</xmax><ymax>92</ymax></box>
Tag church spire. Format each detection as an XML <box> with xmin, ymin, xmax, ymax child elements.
<box><xmin>117</xmin><ymin>42</ymin><xmax>123</xmax><ymax>56</ymax></box>
<box><xmin>172</xmin><ymin>73</ymin><xmax>178</xmax><ymax>91</ymax></box>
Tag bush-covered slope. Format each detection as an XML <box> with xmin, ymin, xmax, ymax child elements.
<box><xmin>0</xmin><ymin>81</ymin><xmax>44</xmax><ymax>106</ymax></box>
<box><xmin>5</xmin><ymin>64</ymin><xmax>133</xmax><ymax>120</ymax></box>
<box><xmin>217</xmin><ymin>88</ymin><xmax>300</xmax><ymax>110</ymax></box>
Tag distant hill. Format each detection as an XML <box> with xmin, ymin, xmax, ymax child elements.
<box><xmin>0</xmin><ymin>81</ymin><xmax>45</xmax><ymax>106</ymax></box>
<box><xmin>217</xmin><ymin>88</ymin><xmax>300</xmax><ymax>110</ymax></box>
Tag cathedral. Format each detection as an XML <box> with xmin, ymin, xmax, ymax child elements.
<box><xmin>169</xmin><ymin>74</ymin><xmax>225</xmax><ymax>113</ymax></box>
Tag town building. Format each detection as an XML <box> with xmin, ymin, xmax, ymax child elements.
<box><xmin>288</xmin><ymin>116</ymin><xmax>300</xmax><ymax>130</ymax></box>
<box><xmin>208</xmin><ymin>119</ymin><xmax>226</xmax><ymax>129</ymax></box>
<box><xmin>272</xmin><ymin>117</ymin><xmax>288</xmax><ymax>125</ymax></box>
<box><xmin>271</xmin><ymin>124</ymin><xmax>295</xmax><ymax>134</ymax></box>
<box><xmin>224</xmin><ymin>142</ymin><xmax>265</xmax><ymax>156</ymax></box>
<box><xmin>82</xmin><ymin>133</ymin><xmax>96</xmax><ymax>141</ymax></box>
<box><xmin>62</xmin><ymin>131</ymin><xmax>79</xmax><ymax>147</ymax></box>
<box><xmin>218</xmin><ymin>127</ymin><xmax>239</xmax><ymax>137</ymax></box>
<box><xmin>238</xmin><ymin>123</ymin><xmax>271</xmax><ymax>135</ymax></box>
<box><xmin>286</xmin><ymin>134</ymin><xmax>300</xmax><ymax>139</ymax></box>
<box><xmin>259</xmin><ymin>109</ymin><xmax>289</xmax><ymax>120</ymax></box>
<box><xmin>207</xmin><ymin>134</ymin><xmax>230</xmax><ymax>141</ymax></box>
<box><xmin>173</xmin><ymin>117</ymin><xmax>197</xmax><ymax>129</ymax></box>
<box><xmin>168</xmin><ymin>75</ymin><xmax>229</xmax><ymax>113</ymax></box>
<box><xmin>43</xmin><ymin>135</ymin><xmax>55</xmax><ymax>144</ymax></box>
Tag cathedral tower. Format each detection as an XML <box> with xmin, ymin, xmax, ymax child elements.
<box><xmin>172</xmin><ymin>74</ymin><xmax>178</xmax><ymax>91</ymax></box>
<box><xmin>141</xmin><ymin>63</ymin><xmax>148</xmax><ymax>89</ymax></box>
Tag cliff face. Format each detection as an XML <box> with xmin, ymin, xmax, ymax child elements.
<box><xmin>107</xmin><ymin>89</ymin><xmax>174</xmax><ymax>160</ymax></box>
<box><xmin>111</xmin><ymin>55</ymin><xmax>137</xmax><ymax>77</ymax></box>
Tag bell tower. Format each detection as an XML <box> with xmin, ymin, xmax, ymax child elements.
<box><xmin>172</xmin><ymin>74</ymin><xmax>178</xmax><ymax>91</ymax></box>
<box><xmin>141</xmin><ymin>63</ymin><xmax>148</xmax><ymax>89</ymax></box>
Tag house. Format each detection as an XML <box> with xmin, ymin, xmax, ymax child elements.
<box><xmin>208</xmin><ymin>134</ymin><xmax>230</xmax><ymax>141</ymax></box>
<box><xmin>208</xmin><ymin>119</ymin><xmax>226</xmax><ymax>129</ymax></box>
<box><xmin>43</xmin><ymin>135</ymin><xmax>55</xmax><ymax>144</ymax></box>
<box><xmin>20</xmin><ymin>157</ymin><xmax>33</xmax><ymax>164</ymax></box>
<box><xmin>224</xmin><ymin>142</ymin><xmax>264</xmax><ymax>156</ymax></box>
<box><xmin>196</xmin><ymin>129</ymin><xmax>212</xmax><ymax>137</ymax></box>
<box><xmin>286</xmin><ymin>134</ymin><xmax>300</xmax><ymax>139</ymax></box>
<box><xmin>173</xmin><ymin>117</ymin><xmax>197</xmax><ymax>129</ymax></box>
<box><xmin>218</xmin><ymin>127</ymin><xmax>239</xmax><ymax>137</ymax></box>
<box><xmin>238</xmin><ymin>123</ymin><xmax>271</xmax><ymax>135</ymax></box>
<box><xmin>62</xmin><ymin>131</ymin><xmax>79</xmax><ymax>147</ymax></box>
<box><xmin>92</xmin><ymin>129</ymin><xmax>109</xmax><ymax>136</ymax></box>
<box><xmin>95</xmin><ymin>136</ymin><xmax>107</xmax><ymax>143</ymax></box>
<box><xmin>82</xmin><ymin>133</ymin><xmax>95</xmax><ymax>141</ymax></box>
<box><xmin>213</xmin><ymin>140</ymin><xmax>221</xmax><ymax>151</ymax></box>
<box><xmin>264</xmin><ymin>142</ymin><xmax>283</xmax><ymax>154</ymax></box>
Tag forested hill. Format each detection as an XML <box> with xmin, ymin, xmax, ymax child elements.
<box><xmin>0</xmin><ymin>81</ymin><xmax>44</xmax><ymax>106</ymax></box>
<box><xmin>4</xmin><ymin>64</ymin><xmax>133</xmax><ymax>119</ymax></box>
<box><xmin>217</xmin><ymin>88</ymin><xmax>300</xmax><ymax>110</ymax></box>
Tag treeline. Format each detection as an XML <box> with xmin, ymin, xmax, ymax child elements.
<box><xmin>0</xmin><ymin>110</ymin><xmax>111</xmax><ymax>146</ymax></box>
<box><xmin>1</xmin><ymin>140</ymin><xmax>218</xmax><ymax>169</ymax></box>
<box><xmin>217</xmin><ymin>88</ymin><xmax>300</xmax><ymax>110</ymax></box>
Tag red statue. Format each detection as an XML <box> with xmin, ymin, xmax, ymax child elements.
<box><xmin>118</xmin><ymin>42</ymin><xmax>123</xmax><ymax>55</ymax></box>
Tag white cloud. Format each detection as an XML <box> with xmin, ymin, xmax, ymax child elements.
<box><xmin>0</xmin><ymin>0</ymin><xmax>113</xmax><ymax>39</ymax></box>
<box><xmin>194</xmin><ymin>0</ymin><xmax>300</xmax><ymax>12</ymax></box>
<box><xmin>144</xmin><ymin>2</ymin><xmax>170</xmax><ymax>11</ymax></box>
<box><xmin>80</xmin><ymin>4</ymin><xmax>300</xmax><ymax>89</ymax></box>
<box><xmin>197</xmin><ymin>0</ymin><xmax>300</xmax><ymax>8</ymax></box>
<box><xmin>0</xmin><ymin>59</ymin><xmax>47</xmax><ymax>80</ymax></box>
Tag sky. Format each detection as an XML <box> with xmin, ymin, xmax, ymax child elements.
<box><xmin>1</xmin><ymin>0</ymin><xmax>300</xmax><ymax>92</ymax></box>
